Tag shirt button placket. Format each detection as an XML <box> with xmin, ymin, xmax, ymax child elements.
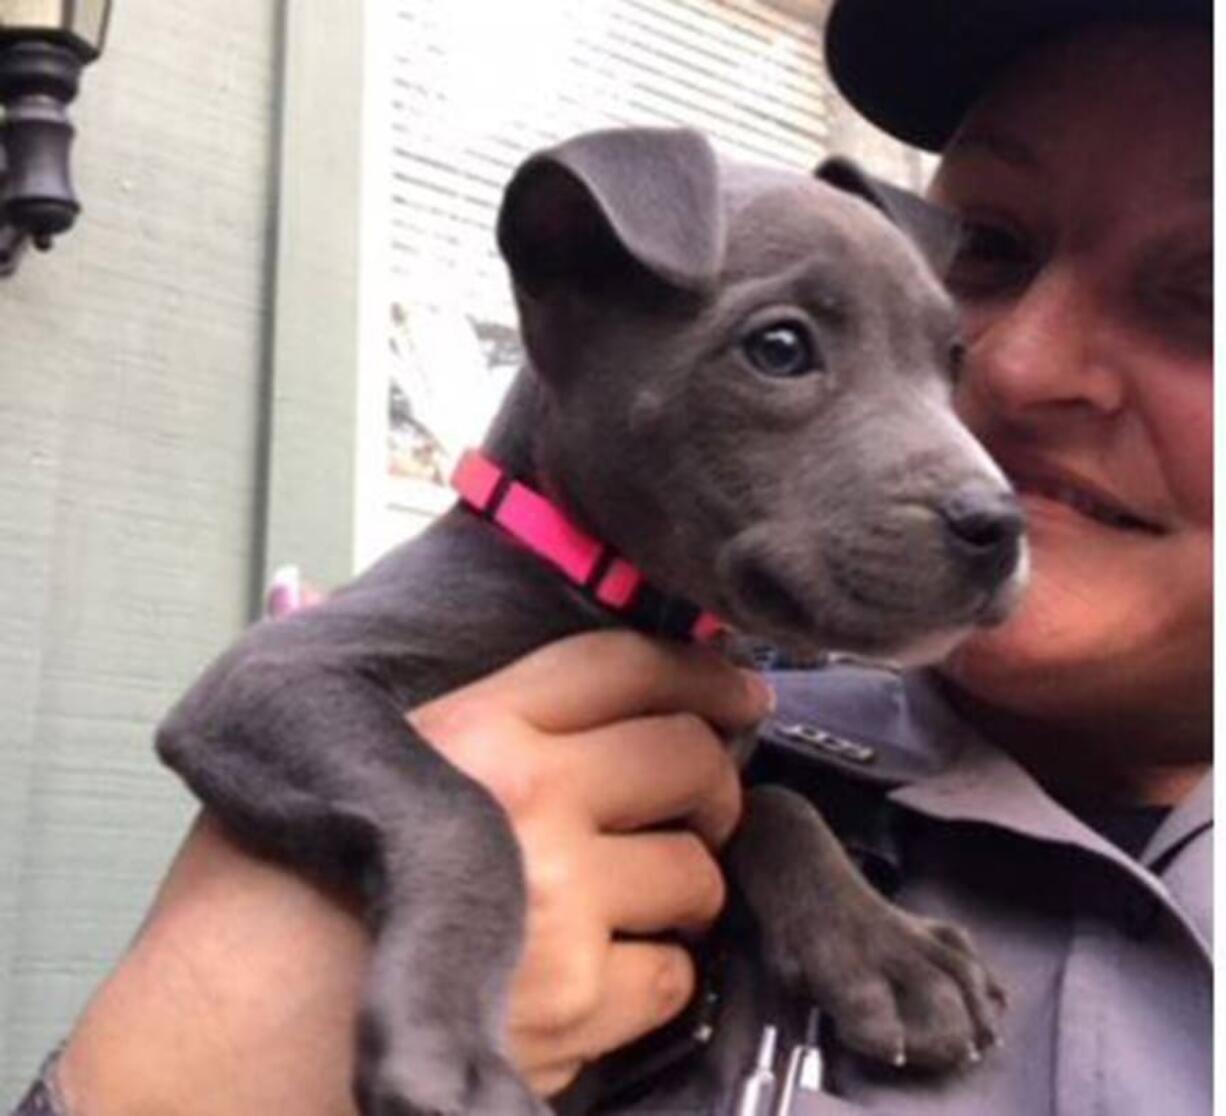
<box><xmin>1054</xmin><ymin>916</ymin><xmax>1116</xmax><ymax>1116</ymax></box>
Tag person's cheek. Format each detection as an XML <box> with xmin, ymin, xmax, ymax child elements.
<box><xmin>950</xmin><ymin>344</ymin><xmax>1000</xmax><ymax>444</ymax></box>
<box><xmin>1141</xmin><ymin>369</ymin><xmax>1213</xmax><ymax>526</ymax></box>
<box><xmin>947</xmin><ymin>293</ymin><xmax>1001</xmax><ymax>411</ymax></box>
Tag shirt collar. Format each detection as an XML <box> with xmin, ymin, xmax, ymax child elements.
<box><xmin>887</xmin><ymin>671</ymin><xmax>1212</xmax><ymax>958</ymax></box>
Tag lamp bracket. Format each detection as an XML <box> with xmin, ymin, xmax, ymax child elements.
<box><xmin>0</xmin><ymin>37</ymin><xmax>87</xmax><ymax>276</ymax></box>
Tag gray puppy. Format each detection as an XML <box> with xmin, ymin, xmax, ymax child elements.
<box><xmin>157</xmin><ymin>127</ymin><xmax>1025</xmax><ymax>1116</ymax></box>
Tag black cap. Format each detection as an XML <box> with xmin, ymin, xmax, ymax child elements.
<box><xmin>825</xmin><ymin>0</ymin><xmax>1212</xmax><ymax>151</ymax></box>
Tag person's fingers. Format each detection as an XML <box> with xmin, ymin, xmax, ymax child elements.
<box><xmin>511</xmin><ymin>941</ymin><xmax>697</xmax><ymax>1096</ymax></box>
<box><xmin>264</xmin><ymin>565</ymin><xmax>328</xmax><ymax>619</ymax></box>
<box><xmin>409</xmin><ymin>700</ymin><xmax>545</xmax><ymax>821</ymax></box>
<box><xmin>574</xmin><ymin>941</ymin><xmax>697</xmax><ymax>1056</ymax></box>
<box><xmin>589</xmin><ymin>831</ymin><xmax>727</xmax><ymax>934</ymax></box>
<box><xmin>555</xmin><ymin>711</ymin><xmax>743</xmax><ymax>845</ymax></box>
<box><xmin>445</xmin><ymin>630</ymin><xmax>773</xmax><ymax>735</ymax></box>
<box><xmin>409</xmin><ymin>633</ymin><xmax>761</xmax><ymax>840</ymax></box>
<box><xmin>404</xmin><ymin>630</ymin><xmax>767</xmax><ymax>1102</ymax></box>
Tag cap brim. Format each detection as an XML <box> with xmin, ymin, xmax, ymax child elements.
<box><xmin>825</xmin><ymin>0</ymin><xmax>1212</xmax><ymax>151</ymax></box>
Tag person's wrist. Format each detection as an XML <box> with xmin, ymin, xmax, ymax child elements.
<box><xmin>58</xmin><ymin>815</ymin><xmax>367</xmax><ymax>1116</ymax></box>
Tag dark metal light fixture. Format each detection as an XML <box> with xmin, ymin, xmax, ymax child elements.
<box><xmin>0</xmin><ymin>0</ymin><xmax>113</xmax><ymax>275</ymax></box>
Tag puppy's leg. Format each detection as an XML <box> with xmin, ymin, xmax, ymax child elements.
<box><xmin>726</xmin><ymin>784</ymin><xmax>1005</xmax><ymax>1071</ymax></box>
<box><xmin>157</xmin><ymin>663</ymin><xmax>547</xmax><ymax>1116</ymax></box>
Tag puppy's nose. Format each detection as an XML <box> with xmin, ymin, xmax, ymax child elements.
<box><xmin>938</xmin><ymin>486</ymin><xmax>1024</xmax><ymax>586</ymax></box>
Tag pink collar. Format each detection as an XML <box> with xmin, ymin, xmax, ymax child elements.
<box><xmin>451</xmin><ymin>449</ymin><xmax>725</xmax><ymax>643</ymax></box>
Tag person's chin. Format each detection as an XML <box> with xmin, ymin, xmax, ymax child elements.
<box><xmin>940</xmin><ymin>617</ymin><xmax>1054</xmax><ymax>705</ymax></box>
<box><xmin>936</xmin><ymin>536</ymin><xmax>1127</xmax><ymax>714</ymax></box>
<box><xmin>940</xmin><ymin>568</ymin><xmax>1198</xmax><ymax>724</ymax></box>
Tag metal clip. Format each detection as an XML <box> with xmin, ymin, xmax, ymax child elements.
<box><xmin>734</xmin><ymin>1024</ymin><xmax>779</xmax><ymax>1116</ymax></box>
<box><xmin>771</xmin><ymin>1007</ymin><xmax>825</xmax><ymax>1115</ymax></box>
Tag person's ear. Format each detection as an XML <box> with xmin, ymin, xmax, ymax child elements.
<box><xmin>497</xmin><ymin>127</ymin><xmax>725</xmax><ymax>301</ymax></box>
<box><xmin>815</xmin><ymin>156</ymin><xmax>963</xmax><ymax>277</ymax></box>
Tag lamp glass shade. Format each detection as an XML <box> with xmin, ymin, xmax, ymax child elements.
<box><xmin>0</xmin><ymin>0</ymin><xmax>112</xmax><ymax>54</ymax></box>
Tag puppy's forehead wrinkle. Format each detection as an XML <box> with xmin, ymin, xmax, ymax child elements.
<box><xmin>722</xmin><ymin>198</ymin><xmax>860</xmax><ymax>282</ymax></box>
<box><xmin>719</xmin><ymin>160</ymin><xmax>809</xmax><ymax>213</ymax></box>
<box><xmin>722</xmin><ymin>174</ymin><xmax>925</xmax><ymax>267</ymax></box>
<box><xmin>708</xmin><ymin>256</ymin><xmax>855</xmax><ymax>330</ymax></box>
<box><xmin>717</xmin><ymin>182</ymin><xmax>956</xmax><ymax>348</ymax></box>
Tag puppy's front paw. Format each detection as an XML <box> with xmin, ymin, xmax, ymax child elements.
<box><xmin>355</xmin><ymin>1013</ymin><xmax>549</xmax><ymax>1116</ymax></box>
<box><xmin>354</xmin><ymin>879</ymin><xmax>548</xmax><ymax>1116</ymax></box>
<box><xmin>731</xmin><ymin>784</ymin><xmax>1005</xmax><ymax>1074</ymax></box>
<box><xmin>793</xmin><ymin>908</ymin><xmax>1006</xmax><ymax>1071</ymax></box>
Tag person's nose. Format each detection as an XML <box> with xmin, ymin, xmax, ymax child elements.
<box><xmin>961</xmin><ymin>264</ymin><xmax>1125</xmax><ymax>420</ymax></box>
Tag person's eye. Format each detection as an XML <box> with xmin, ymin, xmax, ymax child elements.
<box><xmin>740</xmin><ymin>321</ymin><xmax>824</xmax><ymax>378</ymax></box>
<box><xmin>945</xmin><ymin>218</ymin><xmax>1038</xmax><ymax>299</ymax></box>
<box><xmin>1157</xmin><ymin>262</ymin><xmax>1212</xmax><ymax>317</ymax></box>
<box><xmin>1141</xmin><ymin>258</ymin><xmax>1213</xmax><ymax>351</ymax></box>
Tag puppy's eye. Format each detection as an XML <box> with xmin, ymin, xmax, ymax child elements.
<box><xmin>741</xmin><ymin>322</ymin><xmax>822</xmax><ymax>378</ymax></box>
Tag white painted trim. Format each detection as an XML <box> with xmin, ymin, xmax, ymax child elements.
<box><xmin>264</xmin><ymin>0</ymin><xmax>367</xmax><ymax>589</ymax></box>
<box><xmin>352</xmin><ymin>0</ymin><xmax>396</xmax><ymax>572</ymax></box>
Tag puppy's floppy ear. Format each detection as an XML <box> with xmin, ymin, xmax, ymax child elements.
<box><xmin>815</xmin><ymin>156</ymin><xmax>963</xmax><ymax>278</ymax></box>
<box><xmin>497</xmin><ymin>127</ymin><xmax>724</xmax><ymax>299</ymax></box>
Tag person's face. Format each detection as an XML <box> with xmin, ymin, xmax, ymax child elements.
<box><xmin>929</xmin><ymin>26</ymin><xmax>1212</xmax><ymax>754</ymax></box>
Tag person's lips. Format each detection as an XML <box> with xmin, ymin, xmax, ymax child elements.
<box><xmin>1003</xmin><ymin>461</ymin><xmax>1167</xmax><ymax>535</ymax></box>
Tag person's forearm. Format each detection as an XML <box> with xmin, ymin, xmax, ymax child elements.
<box><xmin>59</xmin><ymin>814</ymin><xmax>367</xmax><ymax>1116</ymax></box>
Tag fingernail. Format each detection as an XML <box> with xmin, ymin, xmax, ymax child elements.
<box><xmin>266</xmin><ymin>564</ymin><xmax>302</xmax><ymax>619</ymax></box>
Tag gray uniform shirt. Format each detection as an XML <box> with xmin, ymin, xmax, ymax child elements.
<box><xmin>608</xmin><ymin>665</ymin><xmax>1212</xmax><ymax>1116</ymax></box>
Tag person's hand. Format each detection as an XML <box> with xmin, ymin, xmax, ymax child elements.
<box><xmin>408</xmin><ymin>631</ymin><xmax>772</xmax><ymax>1096</ymax></box>
<box><xmin>263</xmin><ymin>568</ymin><xmax>771</xmax><ymax>1092</ymax></box>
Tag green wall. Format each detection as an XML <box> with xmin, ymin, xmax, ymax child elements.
<box><xmin>0</xmin><ymin>0</ymin><xmax>282</xmax><ymax>1097</ymax></box>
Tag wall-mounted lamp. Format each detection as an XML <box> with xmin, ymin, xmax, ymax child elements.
<box><xmin>0</xmin><ymin>0</ymin><xmax>113</xmax><ymax>276</ymax></box>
